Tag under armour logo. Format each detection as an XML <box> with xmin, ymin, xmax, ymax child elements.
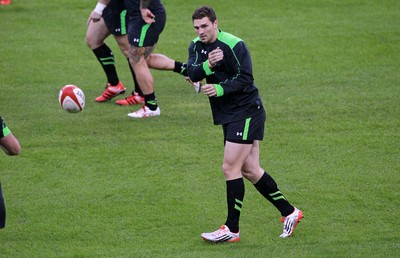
<box><xmin>201</xmin><ymin>49</ymin><xmax>207</xmax><ymax>55</ymax></box>
<box><xmin>133</xmin><ymin>38</ymin><xmax>140</xmax><ymax>43</ymax></box>
<box><xmin>236</xmin><ymin>132</ymin><xmax>243</xmax><ymax>136</ymax></box>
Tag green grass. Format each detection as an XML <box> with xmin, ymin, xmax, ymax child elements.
<box><xmin>0</xmin><ymin>0</ymin><xmax>399</xmax><ymax>257</ymax></box>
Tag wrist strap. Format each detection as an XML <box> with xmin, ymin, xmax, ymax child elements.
<box><xmin>94</xmin><ymin>2</ymin><xmax>106</xmax><ymax>14</ymax></box>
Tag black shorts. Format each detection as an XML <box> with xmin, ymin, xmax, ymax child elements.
<box><xmin>102</xmin><ymin>3</ymin><xmax>128</xmax><ymax>35</ymax></box>
<box><xmin>222</xmin><ymin>110</ymin><xmax>266</xmax><ymax>144</ymax></box>
<box><xmin>128</xmin><ymin>11</ymin><xmax>166</xmax><ymax>47</ymax></box>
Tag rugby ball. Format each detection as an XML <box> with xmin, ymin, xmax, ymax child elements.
<box><xmin>58</xmin><ymin>85</ymin><xmax>85</xmax><ymax>113</ymax></box>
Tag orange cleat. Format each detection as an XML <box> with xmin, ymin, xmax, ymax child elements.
<box><xmin>95</xmin><ymin>82</ymin><xmax>126</xmax><ymax>102</ymax></box>
<box><xmin>116</xmin><ymin>91</ymin><xmax>144</xmax><ymax>105</ymax></box>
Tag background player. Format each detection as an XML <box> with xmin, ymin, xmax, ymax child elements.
<box><xmin>0</xmin><ymin>116</ymin><xmax>21</xmax><ymax>229</ymax></box>
<box><xmin>88</xmin><ymin>0</ymin><xmax>193</xmax><ymax>106</ymax></box>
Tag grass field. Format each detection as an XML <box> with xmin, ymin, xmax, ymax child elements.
<box><xmin>0</xmin><ymin>0</ymin><xmax>399</xmax><ymax>257</ymax></box>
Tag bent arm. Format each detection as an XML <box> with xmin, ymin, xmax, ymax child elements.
<box><xmin>0</xmin><ymin>132</ymin><xmax>21</xmax><ymax>156</ymax></box>
<box><xmin>187</xmin><ymin>42</ymin><xmax>209</xmax><ymax>82</ymax></box>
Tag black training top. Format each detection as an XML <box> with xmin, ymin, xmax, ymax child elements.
<box><xmin>187</xmin><ymin>29</ymin><xmax>264</xmax><ymax>125</ymax></box>
<box><xmin>124</xmin><ymin>0</ymin><xmax>165</xmax><ymax>16</ymax></box>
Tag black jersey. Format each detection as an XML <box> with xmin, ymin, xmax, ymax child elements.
<box><xmin>187</xmin><ymin>30</ymin><xmax>264</xmax><ymax>125</ymax></box>
<box><xmin>123</xmin><ymin>0</ymin><xmax>165</xmax><ymax>16</ymax></box>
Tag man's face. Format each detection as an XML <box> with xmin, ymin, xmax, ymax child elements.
<box><xmin>193</xmin><ymin>17</ymin><xmax>218</xmax><ymax>44</ymax></box>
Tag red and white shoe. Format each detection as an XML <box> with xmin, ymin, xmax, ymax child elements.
<box><xmin>116</xmin><ymin>92</ymin><xmax>144</xmax><ymax>105</ymax></box>
<box><xmin>127</xmin><ymin>106</ymin><xmax>160</xmax><ymax>118</ymax></box>
<box><xmin>0</xmin><ymin>0</ymin><xmax>12</xmax><ymax>5</ymax></box>
<box><xmin>280</xmin><ymin>207</ymin><xmax>303</xmax><ymax>238</ymax></box>
<box><xmin>95</xmin><ymin>82</ymin><xmax>126</xmax><ymax>102</ymax></box>
<box><xmin>201</xmin><ymin>225</ymin><xmax>240</xmax><ymax>243</ymax></box>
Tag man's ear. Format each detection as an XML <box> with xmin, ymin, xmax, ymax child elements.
<box><xmin>214</xmin><ymin>19</ymin><xmax>218</xmax><ymax>29</ymax></box>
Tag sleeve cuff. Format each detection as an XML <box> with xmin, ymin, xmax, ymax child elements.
<box><xmin>3</xmin><ymin>126</ymin><xmax>11</xmax><ymax>137</ymax></box>
<box><xmin>213</xmin><ymin>84</ymin><xmax>224</xmax><ymax>97</ymax></box>
<box><xmin>202</xmin><ymin>60</ymin><xmax>214</xmax><ymax>76</ymax></box>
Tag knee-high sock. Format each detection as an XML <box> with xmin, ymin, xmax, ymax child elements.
<box><xmin>93</xmin><ymin>44</ymin><xmax>119</xmax><ymax>86</ymax></box>
<box><xmin>224</xmin><ymin>178</ymin><xmax>244</xmax><ymax>233</ymax></box>
<box><xmin>254</xmin><ymin>172</ymin><xmax>294</xmax><ymax>217</ymax></box>
<box><xmin>144</xmin><ymin>92</ymin><xmax>157</xmax><ymax>110</ymax></box>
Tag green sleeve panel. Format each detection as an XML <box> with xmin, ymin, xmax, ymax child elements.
<box><xmin>202</xmin><ymin>61</ymin><xmax>214</xmax><ymax>76</ymax></box>
<box><xmin>2</xmin><ymin>126</ymin><xmax>11</xmax><ymax>138</ymax></box>
<box><xmin>213</xmin><ymin>84</ymin><xmax>224</xmax><ymax>97</ymax></box>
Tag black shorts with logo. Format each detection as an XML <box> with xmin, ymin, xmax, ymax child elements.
<box><xmin>102</xmin><ymin>1</ymin><xmax>128</xmax><ymax>36</ymax></box>
<box><xmin>127</xmin><ymin>11</ymin><xmax>166</xmax><ymax>47</ymax></box>
<box><xmin>222</xmin><ymin>110</ymin><xmax>266</xmax><ymax>144</ymax></box>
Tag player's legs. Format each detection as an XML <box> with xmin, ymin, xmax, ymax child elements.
<box><xmin>126</xmin><ymin>45</ymin><xmax>160</xmax><ymax>118</ymax></box>
<box><xmin>114</xmin><ymin>37</ymin><xmax>187</xmax><ymax>74</ymax></box>
<box><xmin>201</xmin><ymin>141</ymin><xmax>250</xmax><ymax>242</ymax></box>
<box><xmin>86</xmin><ymin>19</ymin><xmax>110</xmax><ymax>50</ymax></box>
<box><xmin>126</xmin><ymin>11</ymin><xmax>166</xmax><ymax>118</ymax></box>
<box><xmin>222</xmin><ymin>113</ymin><xmax>265</xmax><ymax>181</ymax></box>
<box><xmin>241</xmin><ymin>141</ymin><xmax>264</xmax><ymax>183</ymax></box>
<box><xmin>87</xmin><ymin>18</ymin><xmax>125</xmax><ymax>102</ymax></box>
<box><xmin>146</xmin><ymin>54</ymin><xmax>201</xmax><ymax>92</ymax></box>
<box><xmin>208</xmin><ymin>117</ymin><xmax>260</xmax><ymax>236</ymax></box>
<box><xmin>146</xmin><ymin>53</ymin><xmax>175</xmax><ymax>70</ymax></box>
<box><xmin>217</xmin><ymin>141</ymin><xmax>252</xmax><ymax>235</ymax></box>
<box><xmin>202</xmin><ymin>141</ymin><xmax>250</xmax><ymax>243</ymax></box>
<box><xmin>204</xmin><ymin>111</ymin><xmax>302</xmax><ymax>241</ymax></box>
<box><xmin>243</xmin><ymin>140</ymin><xmax>295</xmax><ymax>216</ymax></box>
<box><xmin>113</xmin><ymin>34</ymin><xmax>143</xmax><ymax>97</ymax></box>
<box><xmin>113</xmin><ymin>35</ymin><xmax>185</xmax><ymax>76</ymax></box>
<box><xmin>223</xmin><ymin>141</ymin><xmax>253</xmax><ymax>180</ymax></box>
<box><xmin>87</xmin><ymin>6</ymin><xmax>128</xmax><ymax>102</ymax></box>
<box><xmin>113</xmin><ymin>34</ymin><xmax>130</xmax><ymax>58</ymax></box>
<box><xmin>129</xmin><ymin>45</ymin><xmax>155</xmax><ymax>95</ymax></box>
<box><xmin>112</xmin><ymin>34</ymin><xmax>188</xmax><ymax>106</ymax></box>
<box><xmin>241</xmin><ymin>142</ymin><xmax>303</xmax><ymax>238</ymax></box>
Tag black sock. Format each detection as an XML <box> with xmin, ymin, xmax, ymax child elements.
<box><xmin>254</xmin><ymin>172</ymin><xmax>294</xmax><ymax>217</ymax></box>
<box><xmin>127</xmin><ymin>59</ymin><xmax>143</xmax><ymax>96</ymax></box>
<box><xmin>224</xmin><ymin>178</ymin><xmax>244</xmax><ymax>233</ymax></box>
<box><xmin>173</xmin><ymin>61</ymin><xmax>188</xmax><ymax>77</ymax></box>
<box><xmin>0</xmin><ymin>183</ymin><xmax>6</xmax><ymax>229</ymax></box>
<box><xmin>144</xmin><ymin>92</ymin><xmax>157</xmax><ymax>111</ymax></box>
<box><xmin>93</xmin><ymin>44</ymin><xmax>119</xmax><ymax>86</ymax></box>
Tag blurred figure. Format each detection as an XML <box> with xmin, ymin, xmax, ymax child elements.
<box><xmin>0</xmin><ymin>116</ymin><xmax>21</xmax><ymax>229</ymax></box>
<box><xmin>0</xmin><ymin>116</ymin><xmax>21</xmax><ymax>156</ymax></box>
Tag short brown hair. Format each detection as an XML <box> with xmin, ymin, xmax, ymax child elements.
<box><xmin>192</xmin><ymin>6</ymin><xmax>217</xmax><ymax>23</ymax></box>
